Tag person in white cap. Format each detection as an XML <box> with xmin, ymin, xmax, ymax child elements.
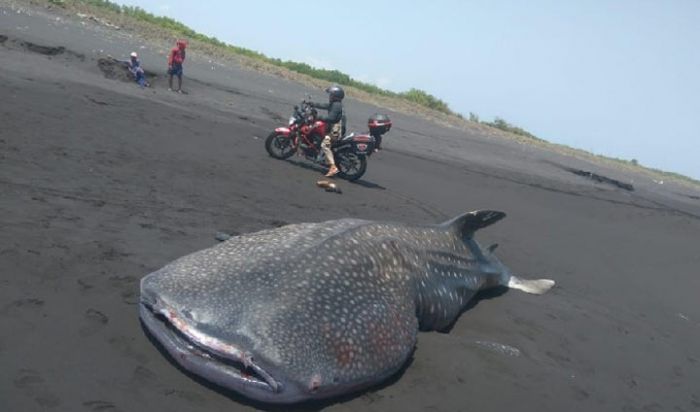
<box><xmin>127</xmin><ymin>51</ymin><xmax>148</xmax><ymax>88</ymax></box>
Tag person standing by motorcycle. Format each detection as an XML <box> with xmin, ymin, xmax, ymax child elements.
<box><xmin>309</xmin><ymin>85</ymin><xmax>345</xmax><ymax>177</ymax></box>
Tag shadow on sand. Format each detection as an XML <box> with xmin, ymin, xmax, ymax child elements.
<box><xmin>138</xmin><ymin>288</ymin><xmax>508</xmax><ymax>409</ymax></box>
<box><xmin>437</xmin><ymin>286</ymin><xmax>510</xmax><ymax>334</ymax></box>
<box><xmin>283</xmin><ymin>159</ymin><xmax>386</xmax><ymax>190</ymax></box>
<box><xmin>140</xmin><ymin>321</ymin><xmax>413</xmax><ymax>411</ymax></box>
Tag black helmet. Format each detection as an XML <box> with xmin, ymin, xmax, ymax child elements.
<box><xmin>325</xmin><ymin>85</ymin><xmax>345</xmax><ymax>102</ymax></box>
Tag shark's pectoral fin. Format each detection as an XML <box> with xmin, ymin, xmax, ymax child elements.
<box><xmin>507</xmin><ymin>276</ymin><xmax>555</xmax><ymax>295</ymax></box>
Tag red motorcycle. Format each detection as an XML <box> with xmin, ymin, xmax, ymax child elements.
<box><xmin>265</xmin><ymin>101</ymin><xmax>379</xmax><ymax>181</ymax></box>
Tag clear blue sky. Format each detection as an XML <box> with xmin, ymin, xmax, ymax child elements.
<box><xmin>117</xmin><ymin>0</ymin><xmax>700</xmax><ymax>180</ymax></box>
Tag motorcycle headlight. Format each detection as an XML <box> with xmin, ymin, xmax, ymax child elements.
<box><xmin>288</xmin><ymin>116</ymin><xmax>296</xmax><ymax>125</ymax></box>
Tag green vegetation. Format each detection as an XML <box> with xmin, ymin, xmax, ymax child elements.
<box><xmin>67</xmin><ymin>0</ymin><xmax>455</xmax><ymax>115</ymax></box>
<box><xmin>266</xmin><ymin>59</ymin><xmax>393</xmax><ymax>97</ymax></box>
<box><xmin>482</xmin><ymin>117</ymin><xmax>543</xmax><ymax>141</ymax></box>
<box><xmin>468</xmin><ymin>112</ymin><xmax>543</xmax><ymax>142</ymax></box>
<box><xmin>398</xmin><ymin>89</ymin><xmax>452</xmax><ymax>113</ymax></box>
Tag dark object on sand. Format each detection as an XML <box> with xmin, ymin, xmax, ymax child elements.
<box><xmin>98</xmin><ymin>57</ymin><xmax>156</xmax><ymax>85</ymax></box>
<box><xmin>316</xmin><ymin>179</ymin><xmax>342</xmax><ymax>193</ymax></box>
<box><xmin>139</xmin><ymin>210</ymin><xmax>554</xmax><ymax>403</ymax></box>
<box><xmin>0</xmin><ymin>35</ymin><xmax>85</xmax><ymax>60</ymax></box>
<box><xmin>568</xmin><ymin>168</ymin><xmax>635</xmax><ymax>191</ymax></box>
<box><xmin>22</xmin><ymin>42</ymin><xmax>65</xmax><ymax>56</ymax></box>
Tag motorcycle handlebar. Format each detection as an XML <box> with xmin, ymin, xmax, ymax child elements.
<box><xmin>290</xmin><ymin>101</ymin><xmax>317</xmax><ymax>125</ymax></box>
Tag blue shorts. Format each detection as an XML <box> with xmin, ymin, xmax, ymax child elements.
<box><xmin>168</xmin><ymin>64</ymin><xmax>183</xmax><ymax>77</ymax></box>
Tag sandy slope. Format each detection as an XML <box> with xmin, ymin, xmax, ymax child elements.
<box><xmin>1</xmin><ymin>3</ymin><xmax>699</xmax><ymax>412</ymax></box>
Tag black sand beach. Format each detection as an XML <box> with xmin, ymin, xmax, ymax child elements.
<box><xmin>2</xmin><ymin>3</ymin><xmax>700</xmax><ymax>411</ymax></box>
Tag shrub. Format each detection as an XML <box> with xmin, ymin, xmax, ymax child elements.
<box><xmin>482</xmin><ymin>116</ymin><xmax>542</xmax><ymax>141</ymax></box>
<box><xmin>399</xmin><ymin>89</ymin><xmax>452</xmax><ymax>114</ymax></box>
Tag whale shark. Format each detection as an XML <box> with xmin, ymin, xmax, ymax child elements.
<box><xmin>139</xmin><ymin>210</ymin><xmax>554</xmax><ymax>403</ymax></box>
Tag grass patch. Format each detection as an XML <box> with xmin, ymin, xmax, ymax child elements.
<box><xmin>481</xmin><ymin>116</ymin><xmax>543</xmax><ymax>142</ymax></box>
<box><xmin>468</xmin><ymin>112</ymin><xmax>544</xmax><ymax>142</ymax></box>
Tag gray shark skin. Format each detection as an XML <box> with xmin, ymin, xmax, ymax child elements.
<box><xmin>139</xmin><ymin>210</ymin><xmax>554</xmax><ymax>403</ymax></box>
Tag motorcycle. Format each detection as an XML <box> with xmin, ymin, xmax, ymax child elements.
<box><xmin>265</xmin><ymin>101</ymin><xmax>377</xmax><ymax>181</ymax></box>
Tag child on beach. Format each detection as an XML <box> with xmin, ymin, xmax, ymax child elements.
<box><xmin>127</xmin><ymin>52</ymin><xmax>148</xmax><ymax>88</ymax></box>
<box><xmin>167</xmin><ymin>39</ymin><xmax>187</xmax><ymax>93</ymax></box>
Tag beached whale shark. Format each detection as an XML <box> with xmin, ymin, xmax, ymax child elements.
<box><xmin>139</xmin><ymin>210</ymin><xmax>554</xmax><ymax>403</ymax></box>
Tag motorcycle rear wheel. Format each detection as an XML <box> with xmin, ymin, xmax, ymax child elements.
<box><xmin>335</xmin><ymin>151</ymin><xmax>367</xmax><ymax>181</ymax></box>
<box><xmin>265</xmin><ymin>132</ymin><xmax>296</xmax><ymax>159</ymax></box>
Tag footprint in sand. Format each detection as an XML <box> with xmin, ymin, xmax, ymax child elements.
<box><xmin>13</xmin><ymin>368</ymin><xmax>61</xmax><ymax>408</ymax></box>
<box><xmin>163</xmin><ymin>388</ymin><xmax>206</xmax><ymax>406</ymax></box>
<box><xmin>77</xmin><ymin>278</ymin><xmax>95</xmax><ymax>291</ymax></box>
<box><xmin>108</xmin><ymin>275</ymin><xmax>139</xmax><ymax>305</ymax></box>
<box><xmin>82</xmin><ymin>400</ymin><xmax>119</xmax><ymax>411</ymax></box>
<box><xmin>1</xmin><ymin>298</ymin><xmax>45</xmax><ymax>320</ymax></box>
<box><xmin>2</xmin><ymin>298</ymin><xmax>44</xmax><ymax>312</ymax></box>
<box><xmin>132</xmin><ymin>365</ymin><xmax>157</xmax><ymax>385</ymax></box>
<box><xmin>108</xmin><ymin>336</ymin><xmax>148</xmax><ymax>363</ymax></box>
<box><xmin>120</xmin><ymin>289</ymin><xmax>139</xmax><ymax>305</ymax></box>
<box><xmin>13</xmin><ymin>369</ymin><xmax>44</xmax><ymax>389</ymax></box>
<box><xmin>79</xmin><ymin>308</ymin><xmax>109</xmax><ymax>336</ymax></box>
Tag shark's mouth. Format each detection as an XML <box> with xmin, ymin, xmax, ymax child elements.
<box><xmin>139</xmin><ymin>300</ymin><xmax>281</xmax><ymax>394</ymax></box>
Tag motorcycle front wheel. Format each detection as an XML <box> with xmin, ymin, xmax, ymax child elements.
<box><xmin>265</xmin><ymin>132</ymin><xmax>296</xmax><ymax>159</ymax></box>
<box><xmin>335</xmin><ymin>151</ymin><xmax>367</xmax><ymax>181</ymax></box>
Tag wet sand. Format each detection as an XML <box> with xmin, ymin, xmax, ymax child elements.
<box><xmin>1</xmin><ymin>3</ymin><xmax>700</xmax><ymax>411</ymax></box>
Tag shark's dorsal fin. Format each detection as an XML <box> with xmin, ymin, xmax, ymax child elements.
<box><xmin>442</xmin><ymin>210</ymin><xmax>506</xmax><ymax>238</ymax></box>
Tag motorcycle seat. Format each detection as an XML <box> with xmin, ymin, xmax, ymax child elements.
<box><xmin>331</xmin><ymin>133</ymin><xmax>354</xmax><ymax>148</ymax></box>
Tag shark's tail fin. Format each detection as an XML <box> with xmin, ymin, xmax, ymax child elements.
<box><xmin>442</xmin><ymin>210</ymin><xmax>506</xmax><ymax>239</ymax></box>
<box><xmin>507</xmin><ymin>276</ymin><xmax>555</xmax><ymax>294</ymax></box>
<box><xmin>442</xmin><ymin>211</ymin><xmax>555</xmax><ymax>294</ymax></box>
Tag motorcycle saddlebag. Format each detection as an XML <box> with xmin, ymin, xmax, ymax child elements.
<box><xmin>338</xmin><ymin>133</ymin><xmax>375</xmax><ymax>155</ymax></box>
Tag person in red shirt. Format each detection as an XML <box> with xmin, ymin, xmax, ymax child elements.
<box><xmin>167</xmin><ymin>40</ymin><xmax>187</xmax><ymax>93</ymax></box>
